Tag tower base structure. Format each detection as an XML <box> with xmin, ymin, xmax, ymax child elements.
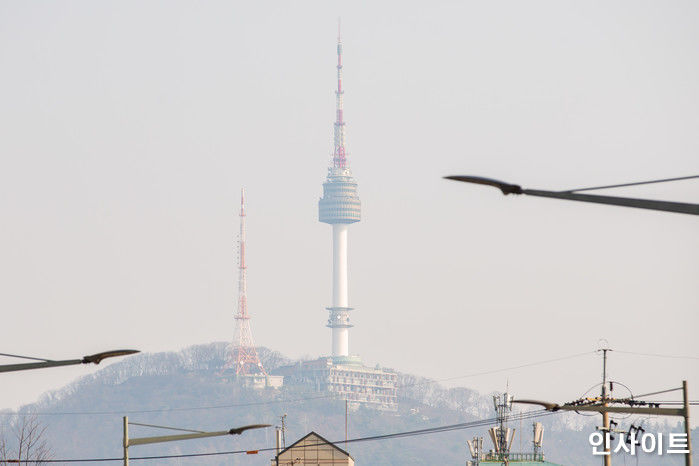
<box><xmin>276</xmin><ymin>356</ymin><xmax>398</xmax><ymax>411</ymax></box>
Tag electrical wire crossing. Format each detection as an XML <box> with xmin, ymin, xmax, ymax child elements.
<box><xmin>7</xmin><ymin>409</ymin><xmax>558</xmax><ymax>463</ymax></box>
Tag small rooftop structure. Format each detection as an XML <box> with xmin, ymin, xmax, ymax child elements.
<box><xmin>272</xmin><ymin>431</ymin><xmax>354</xmax><ymax>466</ymax></box>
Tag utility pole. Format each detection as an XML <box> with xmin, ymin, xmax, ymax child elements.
<box><xmin>275</xmin><ymin>426</ymin><xmax>282</xmax><ymax>455</ymax></box>
<box><xmin>345</xmin><ymin>399</ymin><xmax>349</xmax><ymax>449</ymax></box>
<box><xmin>123</xmin><ymin>416</ymin><xmax>129</xmax><ymax>466</ymax></box>
<box><xmin>683</xmin><ymin>380</ymin><xmax>693</xmax><ymax>466</ymax></box>
<box><xmin>515</xmin><ymin>380</ymin><xmax>692</xmax><ymax>466</ymax></box>
<box><xmin>600</xmin><ymin>347</ymin><xmax>611</xmax><ymax>466</ymax></box>
<box><xmin>280</xmin><ymin>414</ymin><xmax>287</xmax><ymax>448</ymax></box>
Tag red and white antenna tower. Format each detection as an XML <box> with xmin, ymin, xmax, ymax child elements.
<box><xmin>227</xmin><ymin>188</ymin><xmax>266</xmax><ymax>376</ymax></box>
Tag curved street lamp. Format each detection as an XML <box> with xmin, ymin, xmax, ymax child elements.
<box><xmin>444</xmin><ymin>175</ymin><xmax>699</xmax><ymax>215</ymax></box>
<box><xmin>123</xmin><ymin>418</ymin><xmax>271</xmax><ymax>465</ymax></box>
<box><xmin>0</xmin><ymin>349</ymin><xmax>140</xmax><ymax>373</ymax></box>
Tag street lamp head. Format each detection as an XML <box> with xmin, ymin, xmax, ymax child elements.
<box><xmin>82</xmin><ymin>349</ymin><xmax>140</xmax><ymax>365</ymax></box>
<box><xmin>228</xmin><ymin>424</ymin><xmax>272</xmax><ymax>435</ymax></box>
<box><xmin>512</xmin><ymin>399</ymin><xmax>561</xmax><ymax>411</ymax></box>
<box><xmin>444</xmin><ymin>176</ymin><xmax>523</xmax><ymax>195</ymax></box>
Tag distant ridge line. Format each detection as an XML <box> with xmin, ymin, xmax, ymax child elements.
<box><xmin>3</xmin><ymin>348</ymin><xmax>594</xmax><ymax>416</ymax></box>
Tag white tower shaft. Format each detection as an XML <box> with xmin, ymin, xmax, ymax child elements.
<box><xmin>332</xmin><ymin>224</ymin><xmax>349</xmax><ymax>308</ymax></box>
<box><xmin>331</xmin><ymin>224</ymin><xmax>349</xmax><ymax>356</ymax></box>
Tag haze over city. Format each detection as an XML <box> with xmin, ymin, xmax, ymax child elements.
<box><xmin>1</xmin><ymin>0</ymin><xmax>697</xmax><ymax>420</ymax></box>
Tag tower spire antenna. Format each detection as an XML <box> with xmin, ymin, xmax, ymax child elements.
<box><xmin>224</xmin><ymin>188</ymin><xmax>267</xmax><ymax>377</ymax></box>
<box><xmin>333</xmin><ymin>18</ymin><xmax>347</xmax><ymax>169</ymax></box>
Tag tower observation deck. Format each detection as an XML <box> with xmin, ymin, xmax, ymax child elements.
<box><xmin>319</xmin><ymin>26</ymin><xmax>361</xmax><ymax>359</ymax></box>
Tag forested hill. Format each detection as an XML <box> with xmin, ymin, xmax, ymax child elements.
<box><xmin>5</xmin><ymin>343</ymin><xmax>694</xmax><ymax>465</ymax></box>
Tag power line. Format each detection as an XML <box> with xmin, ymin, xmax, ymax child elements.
<box><xmin>0</xmin><ymin>353</ymin><xmax>52</xmax><ymax>362</ymax></box>
<box><xmin>1</xmin><ymin>394</ymin><xmax>334</xmax><ymax>417</ymax></box>
<box><xmin>402</xmin><ymin>351</ymin><xmax>595</xmax><ymax>386</ymax></box>
<box><xmin>3</xmin><ymin>351</ymin><xmax>595</xmax><ymax>417</ymax></box>
<box><xmin>7</xmin><ymin>409</ymin><xmax>557</xmax><ymax>463</ymax></box>
<box><xmin>563</xmin><ymin>175</ymin><xmax>699</xmax><ymax>193</ymax></box>
<box><xmin>648</xmin><ymin>400</ymin><xmax>699</xmax><ymax>406</ymax></box>
<box><xmin>631</xmin><ymin>387</ymin><xmax>683</xmax><ymax>398</ymax></box>
<box><xmin>127</xmin><ymin>422</ymin><xmax>205</xmax><ymax>434</ymax></box>
<box><xmin>614</xmin><ymin>350</ymin><xmax>699</xmax><ymax>361</ymax></box>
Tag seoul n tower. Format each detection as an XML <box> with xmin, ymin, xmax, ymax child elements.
<box><xmin>319</xmin><ymin>25</ymin><xmax>361</xmax><ymax>359</ymax></box>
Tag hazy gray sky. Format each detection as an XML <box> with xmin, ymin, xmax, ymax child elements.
<box><xmin>0</xmin><ymin>1</ymin><xmax>697</xmax><ymax>411</ymax></box>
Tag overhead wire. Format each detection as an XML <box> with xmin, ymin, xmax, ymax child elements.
<box><xmin>2</xmin><ymin>351</ymin><xmax>596</xmax><ymax>417</ymax></box>
<box><xmin>127</xmin><ymin>422</ymin><xmax>205</xmax><ymax>433</ymax></box>
<box><xmin>0</xmin><ymin>352</ymin><xmax>52</xmax><ymax>362</ymax></box>
<box><xmin>6</xmin><ymin>408</ymin><xmax>558</xmax><ymax>463</ymax></box>
<box><xmin>627</xmin><ymin>387</ymin><xmax>683</xmax><ymax>399</ymax></box>
<box><xmin>404</xmin><ymin>350</ymin><xmax>595</xmax><ymax>386</ymax></box>
<box><xmin>563</xmin><ymin>175</ymin><xmax>699</xmax><ymax>193</ymax></box>
<box><xmin>613</xmin><ymin>350</ymin><xmax>699</xmax><ymax>361</ymax></box>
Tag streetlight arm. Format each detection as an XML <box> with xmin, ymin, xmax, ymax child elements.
<box><xmin>128</xmin><ymin>430</ymin><xmax>231</xmax><ymax>447</ymax></box>
<box><xmin>512</xmin><ymin>399</ymin><xmax>561</xmax><ymax>411</ymax></box>
<box><xmin>0</xmin><ymin>359</ymin><xmax>83</xmax><ymax>373</ymax></box>
<box><xmin>523</xmin><ymin>189</ymin><xmax>699</xmax><ymax>216</ymax></box>
<box><xmin>0</xmin><ymin>349</ymin><xmax>140</xmax><ymax>373</ymax></box>
<box><xmin>444</xmin><ymin>175</ymin><xmax>699</xmax><ymax>215</ymax></box>
<box><xmin>127</xmin><ymin>424</ymin><xmax>271</xmax><ymax>447</ymax></box>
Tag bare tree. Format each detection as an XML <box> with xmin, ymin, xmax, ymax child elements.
<box><xmin>0</xmin><ymin>427</ymin><xmax>7</xmax><ymax>463</ymax></box>
<box><xmin>0</xmin><ymin>415</ymin><xmax>52</xmax><ymax>464</ymax></box>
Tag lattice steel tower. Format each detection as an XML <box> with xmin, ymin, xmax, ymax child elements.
<box><xmin>319</xmin><ymin>26</ymin><xmax>361</xmax><ymax>359</ymax></box>
<box><xmin>230</xmin><ymin>188</ymin><xmax>266</xmax><ymax>376</ymax></box>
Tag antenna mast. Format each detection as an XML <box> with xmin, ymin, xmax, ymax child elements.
<box><xmin>333</xmin><ymin>19</ymin><xmax>347</xmax><ymax>169</ymax></box>
<box><xmin>229</xmin><ymin>188</ymin><xmax>266</xmax><ymax>376</ymax></box>
<box><xmin>489</xmin><ymin>391</ymin><xmax>515</xmax><ymax>462</ymax></box>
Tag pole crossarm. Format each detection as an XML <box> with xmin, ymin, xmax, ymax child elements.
<box><xmin>514</xmin><ymin>399</ymin><xmax>686</xmax><ymax>417</ymax></box>
<box><xmin>558</xmin><ymin>404</ymin><xmax>685</xmax><ymax>417</ymax></box>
